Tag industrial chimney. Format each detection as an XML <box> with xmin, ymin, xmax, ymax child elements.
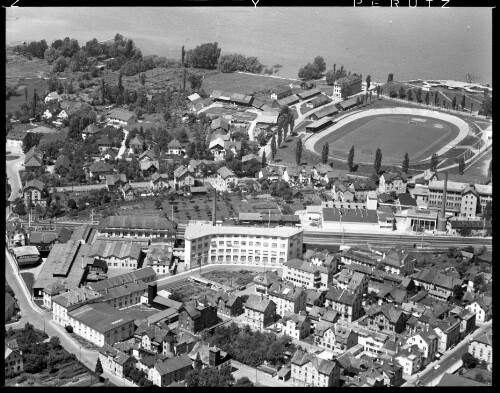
<box><xmin>148</xmin><ymin>283</ymin><xmax>158</xmax><ymax>306</ymax></box>
<box><xmin>437</xmin><ymin>172</ymin><xmax>448</xmax><ymax>232</ymax></box>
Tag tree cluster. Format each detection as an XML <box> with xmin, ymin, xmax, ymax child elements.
<box><xmin>298</xmin><ymin>56</ymin><xmax>326</xmax><ymax>80</ymax></box>
<box><xmin>218</xmin><ymin>53</ymin><xmax>264</xmax><ymax>74</ymax></box>
<box><xmin>13</xmin><ymin>40</ymin><xmax>48</xmax><ymax>59</ymax></box>
<box><xmin>186</xmin><ymin>363</ymin><xmax>234</xmax><ymax>387</ymax></box>
<box><xmin>202</xmin><ymin>322</ymin><xmax>295</xmax><ymax>368</ymax></box>
<box><xmin>186</xmin><ymin>42</ymin><xmax>221</xmax><ymax>69</ymax></box>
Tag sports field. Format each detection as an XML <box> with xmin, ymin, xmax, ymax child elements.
<box><xmin>314</xmin><ymin>114</ymin><xmax>460</xmax><ymax>164</ymax></box>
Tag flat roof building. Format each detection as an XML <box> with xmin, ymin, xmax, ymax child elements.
<box><xmin>184</xmin><ymin>222</ymin><xmax>303</xmax><ymax>269</ymax></box>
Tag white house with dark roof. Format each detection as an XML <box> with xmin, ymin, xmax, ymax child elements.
<box><xmin>52</xmin><ymin>287</ymin><xmax>103</xmax><ymax>327</ymax></box>
<box><xmin>291</xmin><ymin>348</ymin><xmax>340</xmax><ymax>387</ymax></box>
<box><xmin>108</xmin><ymin>108</ymin><xmax>137</xmax><ymax>127</ymax></box>
<box><xmin>283</xmin><ymin>258</ymin><xmax>332</xmax><ymax>290</ymax></box>
<box><xmin>44</xmin><ymin>91</ymin><xmax>62</xmax><ymax>103</ymax></box>
<box><xmin>468</xmin><ymin>326</ymin><xmax>492</xmax><ymax>371</ymax></box>
<box><xmin>270</xmin><ymin>85</ymin><xmax>293</xmax><ymax>100</ymax></box>
<box><xmin>23</xmin><ymin>179</ymin><xmax>47</xmax><ymax>207</ymax></box>
<box><xmin>173</xmin><ymin>165</ymin><xmax>195</xmax><ymax>190</ymax></box>
<box><xmin>216</xmin><ymin>166</ymin><xmax>238</xmax><ymax>191</ymax></box>
<box><xmin>275</xmin><ymin>311</ymin><xmax>310</xmax><ymax>340</ymax></box>
<box><xmin>167</xmin><ymin>139</ymin><xmax>184</xmax><ymax>156</ymax></box>
<box><xmin>378</xmin><ymin>172</ymin><xmax>408</xmax><ymax>194</ymax></box>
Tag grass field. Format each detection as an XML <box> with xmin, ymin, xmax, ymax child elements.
<box><xmin>6</xmin><ymin>78</ymin><xmax>49</xmax><ymax>114</ymax></box>
<box><xmin>313</xmin><ymin>114</ymin><xmax>460</xmax><ymax>164</ymax></box>
<box><xmin>202</xmin><ymin>269</ymin><xmax>260</xmax><ymax>288</ymax></box>
<box><xmin>202</xmin><ymin>72</ymin><xmax>297</xmax><ymax>95</ymax></box>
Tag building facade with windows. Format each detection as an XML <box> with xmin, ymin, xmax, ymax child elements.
<box><xmin>184</xmin><ymin>223</ymin><xmax>303</xmax><ymax>269</ymax></box>
<box><xmin>291</xmin><ymin>349</ymin><xmax>340</xmax><ymax>387</ymax></box>
<box><xmin>468</xmin><ymin>327</ymin><xmax>492</xmax><ymax>371</ymax></box>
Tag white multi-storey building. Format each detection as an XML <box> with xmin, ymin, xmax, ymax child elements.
<box><xmin>184</xmin><ymin>223</ymin><xmax>303</xmax><ymax>269</ymax></box>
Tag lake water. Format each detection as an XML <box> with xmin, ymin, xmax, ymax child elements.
<box><xmin>6</xmin><ymin>7</ymin><xmax>492</xmax><ymax>85</ymax></box>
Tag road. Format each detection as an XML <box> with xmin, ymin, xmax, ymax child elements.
<box><xmin>403</xmin><ymin>320</ymin><xmax>492</xmax><ymax>387</ymax></box>
<box><xmin>5</xmin><ymin>248</ymin><xmax>135</xmax><ymax>387</ymax></box>
<box><xmin>6</xmin><ymin>152</ymin><xmax>25</xmax><ymax>205</ymax></box>
<box><xmin>116</xmin><ymin>129</ymin><xmax>129</xmax><ymax>159</ymax></box>
<box><xmin>303</xmin><ymin>230</ymin><xmax>492</xmax><ymax>251</ymax></box>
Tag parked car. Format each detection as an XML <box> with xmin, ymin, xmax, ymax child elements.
<box><xmin>433</xmin><ymin>364</ymin><xmax>441</xmax><ymax>370</ymax></box>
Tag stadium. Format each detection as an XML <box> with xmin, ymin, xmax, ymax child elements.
<box><xmin>306</xmin><ymin>107</ymin><xmax>480</xmax><ymax>166</ymax></box>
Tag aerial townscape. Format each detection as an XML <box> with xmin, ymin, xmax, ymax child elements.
<box><xmin>5</xmin><ymin>7</ymin><xmax>492</xmax><ymax>388</ymax></box>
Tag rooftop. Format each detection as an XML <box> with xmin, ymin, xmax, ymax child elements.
<box><xmin>184</xmin><ymin>222</ymin><xmax>302</xmax><ymax>240</ymax></box>
<box><xmin>68</xmin><ymin>302</ymin><xmax>136</xmax><ymax>333</ymax></box>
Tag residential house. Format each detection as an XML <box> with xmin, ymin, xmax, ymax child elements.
<box><xmin>82</xmin><ymin>124</ymin><xmax>101</xmax><ymax>139</ymax></box>
<box><xmin>395</xmin><ymin>345</ymin><xmax>423</xmax><ymax>376</ymax></box>
<box><xmin>173</xmin><ymin>165</ymin><xmax>195</xmax><ymax>190</ymax></box>
<box><xmin>129</xmin><ymin>135</ymin><xmax>144</xmax><ymax>152</ymax></box>
<box><xmin>44</xmin><ymin>91</ymin><xmax>62</xmax><ymax>103</ymax></box>
<box><xmin>106</xmin><ymin>174</ymin><xmax>128</xmax><ymax>191</ymax></box>
<box><xmin>150</xmin><ymin>172</ymin><xmax>170</xmax><ymax>191</ymax></box>
<box><xmin>100</xmin><ymin>148</ymin><xmax>118</xmax><ymax>161</ymax></box>
<box><xmin>149</xmin><ymin>355</ymin><xmax>193</xmax><ymax>387</ymax></box>
<box><xmin>166</xmin><ymin>139</ymin><xmax>184</xmax><ymax>156</ymax></box>
<box><xmin>381</xmin><ymin>249</ymin><xmax>414</xmax><ymax>276</ymax></box>
<box><xmin>365</xmin><ymin>304</ymin><xmax>406</xmax><ymax>334</ymax></box>
<box><xmin>23</xmin><ymin>146</ymin><xmax>43</xmax><ymax>168</ymax></box>
<box><xmin>108</xmin><ymin>108</ymin><xmax>137</xmax><ymax>127</ymax></box>
<box><xmin>267</xmin><ymin>281</ymin><xmax>307</xmax><ymax>317</ymax></box>
<box><xmin>88</xmin><ymin>161</ymin><xmax>114</xmax><ymax>181</ymax></box>
<box><xmin>138</xmin><ymin>149</ymin><xmax>157</xmax><ymax>163</ymax></box>
<box><xmin>212</xmin><ymin>291</ymin><xmax>243</xmax><ymax>317</ymax></box>
<box><xmin>23</xmin><ymin>179</ymin><xmax>47</xmax><ymax>207</ymax></box>
<box><xmin>406</xmin><ymin>328</ymin><xmax>439</xmax><ymax>366</ymax></box>
<box><xmin>291</xmin><ymin>349</ymin><xmax>341</xmax><ymax>387</ymax></box>
<box><xmin>411</xmin><ymin>268</ymin><xmax>463</xmax><ymax>302</ymax></box>
<box><xmin>275</xmin><ymin>311</ymin><xmax>310</xmax><ymax>340</ymax></box>
<box><xmin>325</xmin><ymin>288</ymin><xmax>363</xmax><ymax>324</ymax></box>
<box><xmin>378</xmin><ymin>172</ymin><xmax>408</xmax><ymax>194</ymax></box>
<box><xmin>336</xmin><ymin>270</ymin><xmax>369</xmax><ymax>295</ymax></box>
<box><xmin>253</xmin><ymin>271</ymin><xmax>280</xmax><ymax>294</ymax></box>
<box><xmin>96</xmin><ymin>136</ymin><xmax>112</xmax><ymax>152</ymax></box>
<box><xmin>468</xmin><ymin>327</ymin><xmax>492</xmax><ymax>371</ymax></box>
<box><xmin>6</xmin><ymin>224</ymin><xmax>27</xmax><ymax>248</ymax></box>
<box><xmin>465</xmin><ymin>295</ymin><xmax>492</xmax><ymax>323</ymax></box>
<box><xmin>429</xmin><ymin>316</ymin><xmax>461</xmax><ymax>354</ymax></box>
<box><xmin>216</xmin><ymin>166</ymin><xmax>238</xmax><ymax>191</ymax></box>
<box><xmin>350</xmin><ymin>180</ymin><xmax>377</xmax><ymax>202</ymax></box>
<box><xmin>211</xmin><ymin>117</ymin><xmax>230</xmax><ymax>134</ymax></box>
<box><xmin>140</xmin><ymin>160</ymin><xmax>159</xmax><ymax>178</ymax></box>
<box><xmin>315</xmin><ymin>322</ymin><xmax>357</xmax><ymax>352</ymax></box>
<box><xmin>5</xmin><ymin>344</ymin><xmax>23</xmax><ymax>375</ymax></box>
<box><xmin>178</xmin><ymin>298</ymin><xmax>218</xmax><ymax>334</ymax></box>
<box><xmin>5</xmin><ymin>293</ymin><xmax>18</xmax><ymax>323</ymax></box>
<box><xmin>283</xmin><ymin>258</ymin><xmax>333</xmax><ymax>290</ymax></box>
<box><xmin>98</xmin><ymin>343</ymin><xmax>136</xmax><ymax>378</ymax></box>
<box><xmin>54</xmin><ymin>154</ymin><xmax>71</xmax><ymax>173</ymax></box>
<box><xmin>244</xmin><ymin>294</ymin><xmax>276</xmax><ymax>331</ymax></box>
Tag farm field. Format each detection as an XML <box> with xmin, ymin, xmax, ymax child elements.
<box><xmin>202</xmin><ymin>71</ymin><xmax>297</xmax><ymax>96</ymax></box>
<box><xmin>313</xmin><ymin>114</ymin><xmax>460</xmax><ymax>164</ymax></box>
<box><xmin>202</xmin><ymin>269</ymin><xmax>260</xmax><ymax>288</ymax></box>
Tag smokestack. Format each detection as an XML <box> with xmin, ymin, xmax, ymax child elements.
<box><xmin>212</xmin><ymin>189</ymin><xmax>217</xmax><ymax>226</ymax></box>
<box><xmin>437</xmin><ymin>172</ymin><xmax>448</xmax><ymax>232</ymax></box>
<box><xmin>148</xmin><ymin>283</ymin><xmax>158</xmax><ymax>306</ymax></box>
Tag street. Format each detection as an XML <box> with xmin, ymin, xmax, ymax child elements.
<box><xmin>231</xmin><ymin>360</ymin><xmax>293</xmax><ymax>387</ymax></box>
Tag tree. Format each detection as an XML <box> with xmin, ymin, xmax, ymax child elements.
<box><xmin>374</xmin><ymin>148</ymin><xmax>382</xmax><ymax>174</ymax></box>
<box><xmin>487</xmin><ymin>159</ymin><xmax>492</xmax><ymax>179</ymax></box>
<box><xmin>451</xmin><ymin>96</ymin><xmax>457</xmax><ymax>110</ymax></box>
<box><xmin>48</xmin><ymin>336</ymin><xmax>61</xmax><ymax>349</ymax></box>
<box><xmin>434</xmin><ymin>91</ymin><xmax>439</xmax><ymax>106</ymax></box>
<box><xmin>483</xmin><ymin>201</ymin><xmax>492</xmax><ymax>221</ymax></box>
<box><xmin>234</xmin><ymin>377</ymin><xmax>254</xmax><ymax>387</ymax></box>
<box><xmin>416</xmin><ymin>88</ymin><xmax>422</xmax><ymax>103</ymax></box>
<box><xmin>321</xmin><ymin>142</ymin><xmax>329</xmax><ymax>164</ymax></box>
<box><xmin>101</xmin><ymin>79</ymin><xmax>105</xmax><ymax>104</ymax></box>
<box><xmin>188</xmin><ymin>73</ymin><xmax>203</xmax><ymax>90</ymax></box>
<box><xmin>289</xmin><ymin>116</ymin><xmax>295</xmax><ymax>134</ymax></box>
<box><xmin>365</xmin><ymin>75</ymin><xmax>371</xmax><ymax>92</ymax></box>
<box><xmin>270</xmin><ymin>136</ymin><xmax>277</xmax><ymax>160</ymax></box>
<box><xmin>470</xmin><ymin>102</ymin><xmax>474</xmax><ymax>114</ymax></box>
<box><xmin>155</xmin><ymin>199</ymin><xmax>163</xmax><ymax>210</ymax></box>
<box><xmin>325</xmin><ymin>69</ymin><xmax>335</xmax><ymax>85</ymax></box>
<box><xmin>461</xmin><ymin>94</ymin><xmax>466</xmax><ymax>110</ymax></box>
<box><xmin>458</xmin><ymin>156</ymin><xmax>465</xmax><ymax>175</ymax></box>
<box><xmin>475</xmin><ymin>372</ymin><xmax>485</xmax><ymax>383</ymax></box>
<box><xmin>398</xmin><ymin>86</ymin><xmax>406</xmax><ymax>100</ymax></box>
<box><xmin>261</xmin><ymin>151</ymin><xmax>267</xmax><ymax>168</ymax></box>
<box><xmin>296</xmin><ymin>138</ymin><xmax>302</xmax><ymax>165</ymax></box>
<box><xmin>430</xmin><ymin>153</ymin><xmax>439</xmax><ymax>172</ymax></box>
<box><xmin>347</xmin><ymin>146</ymin><xmax>355</xmax><ymax>171</ymax></box>
<box><xmin>194</xmin><ymin>352</ymin><xmax>203</xmax><ymax>371</ymax></box>
<box><xmin>402</xmin><ymin>152</ymin><xmax>410</xmax><ymax>174</ymax></box>
<box><xmin>95</xmin><ymin>357</ymin><xmax>104</xmax><ymax>375</ymax></box>
<box><xmin>407</xmin><ymin>89</ymin><xmax>413</xmax><ymax>102</ymax></box>
<box><xmin>67</xmin><ymin>199</ymin><xmax>77</xmax><ymax>210</ymax></box>
<box><xmin>387</xmin><ymin>73</ymin><xmax>394</xmax><ymax>83</ymax></box>
<box><xmin>313</xmin><ymin>56</ymin><xmax>326</xmax><ymax>73</ymax></box>
<box><xmin>462</xmin><ymin>352</ymin><xmax>477</xmax><ymax>369</ymax></box>
<box><xmin>277</xmin><ymin>128</ymin><xmax>282</xmax><ymax>146</ymax></box>
<box><xmin>12</xmin><ymin>197</ymin><xmax>27</xmax><ymax>216</ymax></box>
<box><xmin>425</xmin><ymin>91</ymin><xmax>430</xmax><ymax>106</ymax></box>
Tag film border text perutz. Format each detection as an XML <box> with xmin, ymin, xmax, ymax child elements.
<box><xmin>354</xmin><ymin>0</ymin><xmax>451</xmax><ymax>7</ymax></box>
